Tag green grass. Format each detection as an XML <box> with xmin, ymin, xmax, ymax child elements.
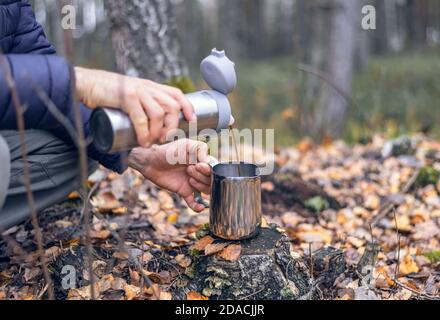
<box><xmin>192</xmin><ymin>49</ymin><xmax>440</xmax><ymax>146</ymax></box>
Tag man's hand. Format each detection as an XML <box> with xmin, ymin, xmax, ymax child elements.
<box><xmin>127</xmin><ymin>139</ymin><xmax>213</xmax><ymax>212</ymax></box>
<box><xmin>74</xmin><ymin>67</ymin><xmax>195</xmax><ymax>147</ymax></box>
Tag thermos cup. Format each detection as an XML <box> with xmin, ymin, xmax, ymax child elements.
<box><xmin>209</xmin><ymin>163</ymin><xmax>262</xmax><ymax>240</ymax></box>
<box><xmin>90</xmin><ymin>49</ymin><xmax>237</xmax><ymax>154</ymax></box>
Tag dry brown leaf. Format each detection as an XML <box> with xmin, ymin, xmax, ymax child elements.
<box><xmin>175</xmin><ymin>254</ymin><xmax>192</xmax><ymax>268</ymax></box>
<box><xmin>399</xmin><ymin>255</ymin><xmax>420</xmax><ymax>276</ymax></box>
<box><xmin>261</xmin><ymin>216</ymin><xmax>269</xmax><ymax>228</ymax></box>
<box><xmin>124</xmin><ymin>284</ymin><xmax>140</xmax><ymax>300</ymax></box>
<box><xmin>113</xmin><ymin>251</ymin><xmax>129</xmax><ymax>260</ymax></box>
<box><xmin>261</xmin><ymin>181</ymin><xmax>275</xmax><ymax>192</ymax></box>
<box><xmin>90</xmin><ymin>229</ymin><xmax>111</xmax><ymax>240</ymax></box>
<box><xmin>111</xmin><ymin>277</ymin><xmax>127</xmax><ymax>291</ymax></box>
<box><xmin>187</xmin><ymin>291</ymin><xmax>208</xmax><ymax>300</ymax></box>
<box><xmin>395</xmin><ymin>215</ymin><xmax>412</xmax><ymax>232</ymax></box>
<box><xmin>205</xmin><ymin>242</ymin><xmax>228</xmax><ymax>255</ymax></box>
<box><xmin>67</xmin><ymin>191</ymin><xmax>80</xmax><ymax>200</ymax></box>
<box><xmin>23</xmin><ymin>268</ymin><xmax>40</xmax><ymax>282</ymax></box>
<box><xmin>296</xmin><ymin>230</ymin><xmax>332</xmax><ymax>244</ymax></box>
<box><xmin>91</xmin><ymin>191</ymin><xmax>123</xmax><ymax>213</ymax></box>
<box><xmin>44</xmin><ymin>246</ymin><xmax>61</xmax><ymax>260</ymax></box>
<box><xmin>192</xmin><ymin>235</ymin><xmax>215</xmax><ymax>251</ymax></box>
<box><xmin>218</xmin><ymin>244</ymin><xmax>242</xmax><ymax>261</ymax></box>
<box><xmin>159</xmin><ymin>291</ymin><xmax>173</xmax><ymax>300</ymax></box>
<box><xmin>364</xmin><ymin>194</ymin><xmax>381</xmax><ymax>210</ymax></box>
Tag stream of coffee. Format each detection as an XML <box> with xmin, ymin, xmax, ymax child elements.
<box><xmin>229</xmin><ymin>125</ymin><xmax>242</xmax><ymax>177</ymax></box>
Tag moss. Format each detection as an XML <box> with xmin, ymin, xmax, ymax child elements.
<box><xmin>166</xmin><ymin>76</ymin><xmax>196</xmax><ymax>93</ymax></box>
<box><xmin>184</xmin><ymin>266</ymin><xmax>196</xmax><ymax>279</ymax></box>
<box><xmin>206</xmin><ymin>266</ymin><xmax>229</xmax><ymax>278</ymax></box>
<box><xmin>280</xmin><ymin>287</ymin><xmax>295</xmax><ymax>299</ymax></box>
<box><xmin>196</xmin><ymin>224</ymin><xmax>211</xmax><ymax>239</ymax></box>
<box><xmin>416</xmin><ymin>166</ymin><xmax>440</xmax><ymax>188</ymax></box>
<box><xmin>304</xmin><ymin>196</ymin><xmax>330</xmax><ymax>213</ymax></box>
<box><xmin>423</xmin><ymin>250</ymin><xmax>440</xmax><ymax>263</ymax></box>
<box><xmin>205</xmin><ymin>276</ymin><xmax>231</xmax><ymax>289</ymax></box>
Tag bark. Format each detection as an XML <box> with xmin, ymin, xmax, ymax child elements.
<box><xmin>175</xmin><ymin>226</ymin><xmax>313</xmax><ymax>300</ymax></box>
<box><xmin>308</xmin><ymin>0</ymin><xmax>360</xmax><ymax>140</ymax></box>
<box><xmin>105</xmin><ymin>0</ymin><xmax>188</xmax><ymax>83</ymax></box>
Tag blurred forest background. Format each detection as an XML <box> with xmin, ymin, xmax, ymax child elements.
<box><xmin>31</xmin><ymin>0</ymin><xmax>440</xmax><ymax>145</ymax></box>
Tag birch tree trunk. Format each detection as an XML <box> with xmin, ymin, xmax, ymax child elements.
<box><xmin>309</xmin><ymin>0</ymin><xmax>360</xmax><ymax>140</ymax></box>
<box><xmin>104</xmin><ymin>0</ymin><xmax>189</xmax><ymax>85</ymax></box>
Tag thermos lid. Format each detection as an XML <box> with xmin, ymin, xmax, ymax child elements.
<box><xmin>200</xmin><ymin>49</ymin><xmax>237</xmax><ymax>95</ymax></box>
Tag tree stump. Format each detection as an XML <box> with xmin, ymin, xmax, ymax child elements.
<box><xmin>175</xmin><ymin>225</ymin><xmax>312</xmax><ymax>300</ymax></box>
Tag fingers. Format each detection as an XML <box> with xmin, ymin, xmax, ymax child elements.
<box><xmin>140</xmin><ymin>92</ymin><xmax>165</xmax><ymax>144</ymax></box>
<box><xmin>195</xmin><ymin>162</ymin><xmax>212</xmax><ymax>177</ymax></box>
<box><xmin>155</xmin><ymin>84</ymin><xmax>196</xmax><ymax>122</ymax></box>
<box><xmin>125</xmin><ymin>100</ymin><xmax>150</xmax><ymax>147</ymax></box>
<box><xmin>187</xmin><ymin>165</ymin><xmax>211</xmax><ymax>185</ymax></box>
<box><xmin>189</xmin><ymin>177</ymin><xmax>210</xmax><ymax>195</ymax></box>
<box><xmin>183</xmin><ymin>193</ymin><xmax>206</xmax><ymax>212</ymax></box>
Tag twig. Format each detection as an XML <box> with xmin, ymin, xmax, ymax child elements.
<box><xmin>0</xmin><ymin>54</ymin><xmax>54</xmax><ymax>299</ymax></box>
<box><xmin>393</xmin><ymin>280</ymin><xmax>439</xmax><ymax>300</ymax></box>
<box><xmin>297</xmin><ymin>63</ymin><xmax>355</xmax><ymax>108</ymax></box>
<box><xmin>369</xmin><ymin>169</ymin><xmax>420</xmax><ymax>227</ymax></box>
<box><xmin>57</xmin><ymin>4</ymin><xmax>96</xmax><ymax>299</ymax></box>
<box><xmin>393</xmin><ymin>209</ymin><xmax>401</xmax><ymax>281</ymax></box>
<box><xmin>390</xmin><ymin>209</ymin><xmax>438</xmax><ymax>300</ymax></box>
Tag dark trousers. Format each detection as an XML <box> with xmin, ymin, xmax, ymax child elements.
<box><xmin>0</xmin><ymin>130</ymin><xmax>97</xmax><ymax>230</ymax></box>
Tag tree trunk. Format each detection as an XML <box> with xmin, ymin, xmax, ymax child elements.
<box><xmin>175</xmin><ymin>226</ymin><xmax>312</xmax><ymax>300</ymax></box>
<box><xmin>104</xmin><ymin>0</ymin><xmax>189</xmax><ymax>83</ymax></box>
<box><xmin>307</xmin><ymin>0</ymin><xmax>360</xmax><ymax>140</ymax></box>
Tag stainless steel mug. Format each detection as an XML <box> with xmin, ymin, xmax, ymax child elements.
<box><xmin>209</xmin><ymin>163</ymin><xmax>262</xmax><ymax>240</ymax></box>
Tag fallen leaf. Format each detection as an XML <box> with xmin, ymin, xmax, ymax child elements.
<box><xmin>160</xmin><ymin>291</ymin><xmax>173</xmax><ymax>300</ymax></box>
<box><xmin>187</xmin><ymin>291</ymin><xmax>208</xmax><ymax>300</ymax></box>
<box><xmin>261</xmin><ymin>217</ymin><xmax>269</xmax><ymax>228</ymax></box>
<box><xmin>175</xmin><ymin>254</ymin><xmax>192</xmax><ymax>268</ymax></box>
<box><xmin>91</xmin><ymin>191</ymin><xmax>123</xmax><ymax>213</ymax></box>
<box><xmin>111</xmin><ymin>277</ymin><xmax>127</xmax><ymax>291</ymax></box>
<box><xmin>218</xmin><ymin>244</ymin><xmax>242</xmax><ymax>261</ymax></box>
<box><xmin>67</xmin><ymin>191</ymin><xmax>80</xmax><ymax>200</ymax></box>
<box><xmin>90</xmin><ymin>229</ymin><xmax>111</xmax><ymax>240</ymax></box>
<box><xmin>23</xmin><ymin>268</ymin><xmax>40</xmax><ymax>282</ymax></box>
<box><xmin>44</xmin><ymin>246</ymin><xmax>61</xmax><ymax>260</ymax></box>
<box><xmin>113</xmin><ymin>251</ymin><xmax>129</xmax><ymax>260</ymax></box>
<box><xmin>261</xmin><ymin>181</ymin><xmax>275</xmax><ymax>192</ymax></box>
<box><xmin>192</xmin><ymin>235</ymin><xmax>215</xmax><ymax>251</ymax></box>
<box><xmin>124</xmin><ymin>284</ymin><xmax>140</xmax><ymax>300</ymax></box>
<box><xmin>395</xmin><ymin>215</ymin><xmax>412</xmax><ymax>232</ymax></box>
<box><xmin>205</xmin><ymin>243</ymin><xmax>228</xmax><ymax>256</ymax></box>
<box><xmin>297</xmin><ymin>230</ymin><xmax>332</xmax><ymax>244</ymax></box>
<box><xmin>55</xmin><ymin>220</ymin><xmax>73</xmax><ymax>228</ymax></box>
<box><xmin>399</xmin><ymin>255</ymin><xmax>420</xmax><ymax>276</ymax></box>
<box><xmin>364</xmin><ymin>194</ymin><xmax>381</xmax><ymax>210</ymax></box>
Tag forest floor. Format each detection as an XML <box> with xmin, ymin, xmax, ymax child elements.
<box><xmin>0</xmin><ymin>135</ymin><xmax>439</xmax><ymax>300</ymax></box>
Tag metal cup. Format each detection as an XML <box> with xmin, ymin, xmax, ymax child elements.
<box><xmin>209</xmin><ymin>163</ymin><xmax>262</xmax><ymax>240</ymax></box>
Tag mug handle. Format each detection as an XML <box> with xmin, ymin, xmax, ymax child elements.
<box><xmin>194</xmin><ymin>157</ymin><xmax>219</xmax><ymax>208</ymax></box>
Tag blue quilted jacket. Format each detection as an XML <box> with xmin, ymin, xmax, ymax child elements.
<box><xmin>0</xmin><ymin>0</ymin><xmax>126</xmax><ymax>173</ymax></box>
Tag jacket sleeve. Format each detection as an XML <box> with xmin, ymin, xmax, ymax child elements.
<box><xmin>10</xmin><ymin>0</ymin><xmax>56</xmax><ymax>55</ymax></box>
<box><xmin>0</xmin><ymin>0</ymin><xmax>128</xmax><ymax>173</ymax></box>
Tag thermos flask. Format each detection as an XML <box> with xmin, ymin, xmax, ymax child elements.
<box><xmin>90</xmin><ymin>49</ymin><xmax>237</xmax><ymax>154</ymax></box>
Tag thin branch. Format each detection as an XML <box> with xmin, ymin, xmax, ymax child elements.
<box><xmin>57</xmin><ymin>1</ymin><xmax>96</xmax><ymax>299</ymax></box>
<box><xmin>297</xmin><ymin>63</ymin><xmax>355</xmax><ymax>108</ymax></box>
<box><xmin>0</xmin><ymin>54</ymin><xmax>54</xmax><ymax>299</ymax></box>
<box><xmin>369</xmin><ymin>169</ymin><xmax>420</xmax><ymax>228</ymax></box>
